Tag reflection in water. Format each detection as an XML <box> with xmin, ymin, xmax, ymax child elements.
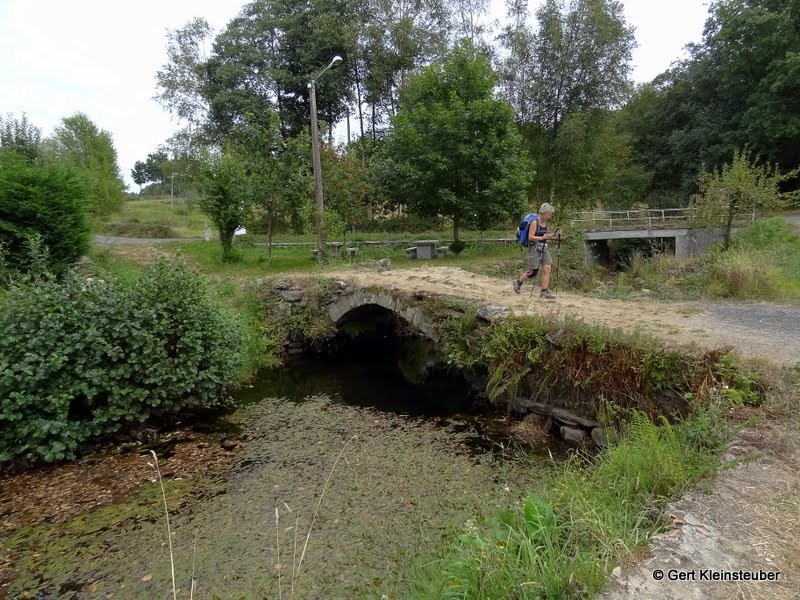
<box><xmin>236</xmin><ymin>332</ymin><xmax>476</xmax><ymax>417</ymax></box>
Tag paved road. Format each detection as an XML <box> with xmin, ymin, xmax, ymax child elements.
<box><xmin>784</xmin><ymin>214</ymin><xmax>800</xmax><ymax>226</ymax></box>
<box><xmin>703</xmin><ymin>302</ymin><xmax>800</xmax><ymax>343</ymax></box>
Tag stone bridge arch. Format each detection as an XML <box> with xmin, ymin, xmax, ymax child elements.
<box><xmin>326</xmin><ymin>289</ymin><xmax>437</xmax><ymax>339</ymax></box>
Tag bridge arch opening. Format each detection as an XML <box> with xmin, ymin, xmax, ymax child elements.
<box><xmin>311</xmin><ymin>302</ymin><xmax>479</xmax><ymax>415</ymax></box>
<box><xmin>586</xmin><ymin>236</ymin><xmax>678</xmax><ymax>269</ymax></box>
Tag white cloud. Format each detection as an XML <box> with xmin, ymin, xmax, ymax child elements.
<box><xmin>1</xmin><ymin>0</ymin><xmax>710</xmax><ymax>189</ymax></box>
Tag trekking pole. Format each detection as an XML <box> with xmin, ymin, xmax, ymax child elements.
<box><xmin>553</xmin><ymin>236</ymin><xmax>562</xmax><ymax>293</ymax></box>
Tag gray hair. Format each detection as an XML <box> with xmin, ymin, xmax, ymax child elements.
<box><xmin>539</xmin><ymin>203</ymin><xmax>555</xmax><ymax>215</ymax></box>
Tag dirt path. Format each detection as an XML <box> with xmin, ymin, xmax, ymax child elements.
<box><xmin>600</xmin><ymin>422</ymin><xmax>800</xmax><ymax>600</ymax></box>
<box><xmin>329</xmin><ymin>266</ymin><xmax>800</xmax><ymax>367</ymax></box>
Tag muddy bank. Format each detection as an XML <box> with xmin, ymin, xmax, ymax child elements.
<box><xmin>3</xmin><ymin>395</ymin><xmax>550</xmax><ymax>599</ymax></box>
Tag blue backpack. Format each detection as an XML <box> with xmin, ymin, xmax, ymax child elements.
<box><xmin>516</xmin><ymin>213</ymin><xmax>538</xmax><ymax>247</ymax></box>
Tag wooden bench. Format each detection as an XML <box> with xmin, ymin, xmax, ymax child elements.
<box><xmin>344</xmin><ymin>247</ymin><xmax>357</xmax><ymax>258</ymax></box>
<box><xmin>436</xmin><ymin>246</ymin><xmax>448</xmax><ymax>258</ymax></box>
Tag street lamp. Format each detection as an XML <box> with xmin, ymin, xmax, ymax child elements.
<box><xmin>308</xmin><ymin>54</ymin><xmax>343</xmax><ymax>263</ymax></box>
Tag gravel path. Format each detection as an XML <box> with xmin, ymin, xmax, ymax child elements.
<box><xmin>701</xmin><ymin>302</ymin><xmax>800</xmax><ymax>351</ymax></box>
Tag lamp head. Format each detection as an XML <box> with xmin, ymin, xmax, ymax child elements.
<box><xmin>330</xmin><ymin>55</ymin><xmax>343</xmax><ymax>68</ymax></box>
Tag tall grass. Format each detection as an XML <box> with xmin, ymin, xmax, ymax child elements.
<box><xmin>604</xmin><ymin>218</ymin><xmax>800</xmax><ymax>302</ymax></box>
<box><xmin>405</xmin><ymin>409</ymin><xmax>729</xmax><ymax>599</ymax></box>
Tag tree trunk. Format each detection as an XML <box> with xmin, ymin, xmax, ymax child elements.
<box><xmin>355</xmin><ymin>75</ymin><xmax>364</xmax><ymax>138</ymax></box>
<box><xmin>453</xmin><ymin>213</ymin><xmax>460</xmax><ymax>242</ymax></box>
<box><xmin>724</xmin><ymin>194</ymin><xmax>739</xmax><ymax>250</ymax></box>
<box><xmin>220</xmin><ymin>227</ymin><xmax>234</xmax><ymax>262</ymax></box>
<box><xmin>267</xmin><ymin>202</ymin><xmax>274</xmax><ymax>265</ymax></box>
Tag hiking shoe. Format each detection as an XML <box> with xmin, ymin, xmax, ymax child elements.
<box><xmin>512</xmin><ymin>279</ymin><xmax>522</xmax><ymax>294</ymax></box>
<box><xmin>540</xmin><ymin>288</ymin><xmax>556</xmax><ymax>300</ymax></box>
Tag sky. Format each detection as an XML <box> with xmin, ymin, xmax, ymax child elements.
<box><xmin>0</xmin><ymin>0</ymin><xmax>711</xmax><ymax>189</ymax></box>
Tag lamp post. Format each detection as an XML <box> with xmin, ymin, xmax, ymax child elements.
<box><xmin>308</xmin><ymin>55</ymin><xmax>343</xmax><ymax>263</ymax></box>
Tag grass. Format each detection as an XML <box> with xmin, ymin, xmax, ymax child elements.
<box><xmin>137</xmin><ymin>238</ymin><xmax>523</xmax><ymax>278</ymax></box>
<box><xmin>404</xmin><ymin>409</ymin><xmax>729</xmax><ymax>599</ymax></box>
<box><xmin>95</xmin><ymin>197</ymin><xmax>209</xmax><ymax>238</ymax></box>
<box><xmin>590</xmin><ymin>217</ymin><xmax>800</xmax><ymax>303</ymax></box>
<box><xmin>95</xmin><ymin>197</ymin><xmax>519</xmax><ymax>242</ymax></box>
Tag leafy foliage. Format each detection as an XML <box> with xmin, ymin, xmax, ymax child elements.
<box><xmin>198</xmin><ymin>151</ymin><xmax>250</xmax><ymax>261</ymax></box>
<box><xmin>382</xmin><ymin>40</ymin><xmax>532</xmax><ymax>241</ymax></box>
<box><xmin>0</xmin><ymin>151</ymin><xmax>91</xmax><ymax>275</ymax></box>
<box><xmin>49</xmin><ymin>113</ymin><xmax>126</xmax><ymax>215</ymax></box>
<box><xmin>0</xmin><ymin>258</ymin><xmax>244</xmax><ymax>464</ymax></box>
<box><xmin>498</xmin><ymin>0</ymin><xmax>636</xmax><ymax>206</ymax></box>
<box><xmin>0</xmin><ymin>113</ymin><xmax>44</xmax><ymax>163</ymax></box>
<box><xmin>620</xmin><ymin>0</ymin><xmax>800</xmax><ymax>201</ymax></box>
<box><xmin>442</xmin><ymin>312</ymin><xmax>767</xmax><ymax>413</ymax></box>
<box><xmin>694</xmin><ymin>148</ymin><xmax>793</xmax><ymax>248</ymax></box>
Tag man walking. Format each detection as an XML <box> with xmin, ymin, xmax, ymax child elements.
<box><xmin>512</xmin><ymin>203</ymin><xmax>561</xmax><ymax>299</ymax></box>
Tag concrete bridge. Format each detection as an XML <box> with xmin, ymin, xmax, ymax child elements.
<box><xmin>571</xmin><ymin>208</ymin><xmax>755</xmax><ymax>264</ymax></box>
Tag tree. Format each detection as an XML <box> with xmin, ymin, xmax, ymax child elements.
<box><xmin>131</xmin><ymin>161</ymin><xmax>148</xmax><ymax>194</ymax></box>
<box><xmin>382</xmin><ymin>40</ymin><xmax>532</xmax><ymax>241</ymax></box>
<box><xmin>48</xmin><ymin>113</ymin><xmax>126</xmax><ymax>215</ymax></box>
<box><xmin>0</xmin><ymin>113</ymin><xmax>43</xmax><ymax>163</ymax></box>
<box><xmin>497</xmin><ymin>0</ymin><xmax>636</xmax><ymax>204</ymax></box>
<box><xmin>321</xmin><ymin>140</ymin><xmax>375</xmax><ymax>233</ymax></box>
<box><xmin>143</xmin><ymin>150</ymin><xmax>170</xmax><ymax>188</ymax></box>
<box><xmin>514</xmin><ymin>0</ymin><xmax>635</xmax><ymax>131</ymax></box>
<box><xmin>551</xmin><ymin>109</ymin><xmax>650</xmax><ymax>210</ymax></box>
<box><xmin>198</xmin><ymin>151</ymin><xmax>250</xmax><ymax>261</ymax></box>
<box><xmin>0</xmin><ymin>151</ymin><xmax>91</xmax><ymax>275</ymax></box>
<box><xmin>693</xmin><ymin>148</ymin><xmax>796</xmax><ymax>249</ymax></box>
<box><xmin>496</xmin><ymin>0</ymin><xmax>537</xmax><ymax>123</ymax></box>
<box><xmin>154</xmin><ymin>18</ymin><xmax>215</xmax><ymax>135</ymax></box>
<box><xmin>621</xmin><ymin>0</ymin><xmax>800</xmax><ymax>203</ymax></box>
<box><xmin>157</xmin><ymin>1</ymin><xmax>356</xmax><ymax>144</ymax></box>
<box><xmin>346</xmin><ymin>0</ymin><xmax>451</xmax><ymax>139</ymax></box>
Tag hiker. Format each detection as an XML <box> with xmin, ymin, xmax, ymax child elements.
<box><xmin>512</xmin><ymin>203</ymin><xmax>561</xmax><ymax>299</ymax></box>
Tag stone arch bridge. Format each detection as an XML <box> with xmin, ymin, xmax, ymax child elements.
<box><xmin>326</xmin><ymin>286</ymin><xmax>440</xmax><ymax>338</ymax></box>
<box><xmin>272</xmin><ymin>278</ymin><xmax>507</xmax><ymax>342</ymax></box>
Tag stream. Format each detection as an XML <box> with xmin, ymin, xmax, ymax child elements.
<box><xmin>3</xmin><ymin>331</ymin><xmax>556</xmax><ymax>599</ymax></box>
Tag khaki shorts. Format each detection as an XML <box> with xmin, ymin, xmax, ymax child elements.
<box><xmin>526</xmin><ymin>243</ymin><xmax>552</xmax><ymax>270</ymax></box>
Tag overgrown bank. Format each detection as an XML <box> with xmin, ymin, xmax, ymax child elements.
<box><xmin>402</xmin><ymin>311</ymin><xmax>769</xmax><ymax>597</ymax></box>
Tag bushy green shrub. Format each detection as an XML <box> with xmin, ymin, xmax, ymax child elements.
<box><xmin>0</xmin><ymin>257</ymin><xmax>244</xmax><ymax>464</ymax></box>
<box><xmin>704</xmin><ymin>255</ymin><xmax>783</xmax><ymax>299</ymax></box>
<box><xmin>449</xmin><ymin>239</ymin><xmax>467</xmax><ymax>255</ymax></box>
<box><xmin>0</xmin><ymin>151</ymin><xmax>91</xmax><ymax>274</ymax></box>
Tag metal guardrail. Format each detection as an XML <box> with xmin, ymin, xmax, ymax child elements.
<box><xmin>570</xmin><ymin>207</ymin><xmax>756</xmax><ymax>229</ymax></box>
